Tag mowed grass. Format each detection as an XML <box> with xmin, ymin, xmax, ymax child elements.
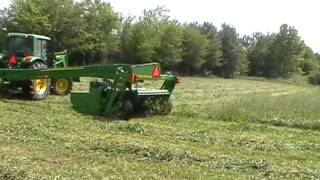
<box><xmin>0</xmin><ymin>77</ymin><xmax>320</xmax><ymax>179</ymax></box>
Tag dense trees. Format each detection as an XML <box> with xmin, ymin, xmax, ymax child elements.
<box><xmin>268</xmin><ymin>24</ymin><xmax>305</xmax><ymax>78</ymax></box>
<box><xmin>180</xmin><ymin>25</ymin><xmax>208</xmax><ymax>74</ymax></box>
<box><xmin>244</xmin><ymin>33</ymin><xmax>274</xmax><ymax>76</ymax></box>
<box><xmin>245</xmin><ymin>25</ymin><xmax>318</xmax><ymax>78</ymax></box>
<box><xmin>200</xmin><ymin>22</ymin><xmax>222</xmax><ymax>75</ymax></box>
<box><xmin>219</xmin><ymin>24</ymin><xmax>247</xmax><ymax>78</ymax></box>
<box><xmin>0</xmin><ymin>0</ymin><xmax>319</xmax><ymax>79</ymax></box>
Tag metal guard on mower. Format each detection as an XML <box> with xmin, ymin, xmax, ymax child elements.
<box><xmin>0</xmin><ymin>63</ymin><xmax>178</xmax><ymax>119</ymax></box>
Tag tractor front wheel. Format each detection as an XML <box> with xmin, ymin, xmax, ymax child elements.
<box><xmin>51</xmin><ymin>78</ymin><xmax>72</xmax><ymax>95</ymax></box>
<box><xmin>23</xmin><ymin>62</ymin><xmax>50</xmax><ymax>100</ymax></box>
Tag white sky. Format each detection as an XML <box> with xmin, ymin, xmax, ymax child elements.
<box><xmin>1</xmin><ymin>0</ymin><xmax>319</xmax><ymax>52</ymax></box>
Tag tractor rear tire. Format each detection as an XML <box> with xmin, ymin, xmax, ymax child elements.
<box><xmin>23</xmin><ymin>62</ymin><xmax>50</xmax><ymax>100</ymax></box>
<box><xmin>51</xmin><ymin>78</ymin><xmax>72</xmax><ymax>95</ymax></box>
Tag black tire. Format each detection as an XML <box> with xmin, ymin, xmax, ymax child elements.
<box><xmin>22</xmin><ymin>62</ymin><xmax>50</xmax><ymax>100</ymax></box>
<box><xmin>122</xmin><ymin>99</ymin><xmax>134</xmax><ymax>120</ymax></box>
<box><xmin>51</xmin><ymin>78</ymin><xmax>73</xmax><ymax>95</ymax></box>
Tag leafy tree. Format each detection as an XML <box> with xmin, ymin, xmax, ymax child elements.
<box><xmin>156</xmin><ymin>22</ymin><xmax>183</xmax><ymax>69</ymax></box>
<box><xmin>314</xmin><ymin>53</ymin><xmax>320</xmax><ymax>62</ymax></box>
<box><xmin>40</xmin><ymin>0</ymin><xmax>83</xmax><ymax>51</ymax></box>
<box><xmin>119</xmin><ymin>7</ymin><xmax>183</xmax><ymax>68</ymax></box>
<box><xmin>0</xmin><ymin>6</ymin><xmax>14</xmax><ymax>32</ymax></box>
<box><xmin>180</xmin><ymin>25</ymin><xmax>209</xmax><ymax>74</ymax></box>
<box><xmin>118</xmin><ymin>16</ymin><xmax>135</xmax><ymax>63</ymax></box>
<box><xmin>199</xmin><ymin>22</ymin><xmax>222</xmax><ymax>74</ymax></box>
<box><xmin>76</xmin><ymin>0</ymin><xmax>120</xmax><ymax>64</ymax></box>
<box><xmin>219</xmin><ymin>24</ymin><xmax>248</xmax><ymax>78</ymax></box>
<box><xmin>266</xmin><ymin>24</ymin><xmax>304</xmax><ymax>78</ymax></box>
<box><xmin>299</xmin><ymin>46</ymin><xmax>319</xmax><ymax>75</ymax></box>
<box><xmin>8</xmin><ymin>0</ymin><xmax>51</xmax><ymax>34</ymax></box>
<box><xmin>244</xmin><ymin>33</ymin><xmax>274</xmax><ymax>76</ymax></box>
<box><xmin>119</xmin><ymin>7</ymin><xmax>168</xmax><ymax>64</ymax></box>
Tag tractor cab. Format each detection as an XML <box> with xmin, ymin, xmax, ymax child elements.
<box><xmin>2</xmin><ymin>33</ymin><xmax>51</xmax><ymax>68</ymax></box>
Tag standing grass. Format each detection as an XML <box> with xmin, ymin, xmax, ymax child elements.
<box><xmin>0</xmin><ymin>77</ymin><xmax>319</xmax><ymax>179</ymax></box>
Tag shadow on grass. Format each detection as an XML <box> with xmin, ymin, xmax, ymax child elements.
<box><xmin>89</xmin><ymin>110</ymin><xmax>159</xmax><ymax>123</ymax></box>
<box><xmin>90</xmin><ymin>113</ymin><xmax>151</xmax><ymax>122</ymax></box>
<box><xmin>0</xmin><ymin>91</ymin><xmax>32</xmax><ymax>102</ymax></box>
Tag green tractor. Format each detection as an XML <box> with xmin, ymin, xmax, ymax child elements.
<box><xmin>0</xmin><ymin>32</ymin><xmax>72</xmax><ymax>99</ymax></box>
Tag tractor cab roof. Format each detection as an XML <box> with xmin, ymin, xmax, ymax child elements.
<box><xmin>8</xmin><ymin>32</ymin><xmax>51</xmax><ymax>41</ymax></box>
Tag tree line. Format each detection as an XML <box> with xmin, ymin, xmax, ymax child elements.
<box><xmin>1</xmin><ymin>0</ymin><xmax>320</xmax><ymax>79</ymax></box>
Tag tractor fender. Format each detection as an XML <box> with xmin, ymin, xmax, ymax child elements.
<box><xmin>22</xmin><ymin>56</ymin><xmax>46</xmax><ymax>65</ymax></box>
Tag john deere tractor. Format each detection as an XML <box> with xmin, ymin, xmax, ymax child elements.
<box><xmin>0</xmin><ymin>32</ymin><xmax>72</xmax><ymax>99</ymax></box>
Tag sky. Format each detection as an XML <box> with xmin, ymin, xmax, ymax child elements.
<box><xmin>1</xmin><ymin>0</ymin><xmax>319</xmax><ymax>53</ymax></box>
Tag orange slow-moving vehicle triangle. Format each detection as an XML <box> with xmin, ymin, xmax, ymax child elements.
<box><xmin>8</xmin><ymin>55</ymin><xmax>17</xmax><ymax>65</ymax></box>
<box><xmin>152</xmin><ymin>66</ymin><xmax>160</xmax><ymax>77</ymax></box>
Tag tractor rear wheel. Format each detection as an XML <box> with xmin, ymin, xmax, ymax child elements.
<box><xmin>51</xmin><ymin>78</ymin><xmax>72</xmax><ymax>95</ymax></box>
<box><xmin>23</xmin><ymin>62</ymin><xmax>50</xmax><ymax>100</ymax></box>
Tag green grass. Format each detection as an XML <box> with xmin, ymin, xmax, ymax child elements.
<box><xmin>0</xmin><ymin>77</ymin><xmax>320</xmax><ymax>179</ymax></box>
